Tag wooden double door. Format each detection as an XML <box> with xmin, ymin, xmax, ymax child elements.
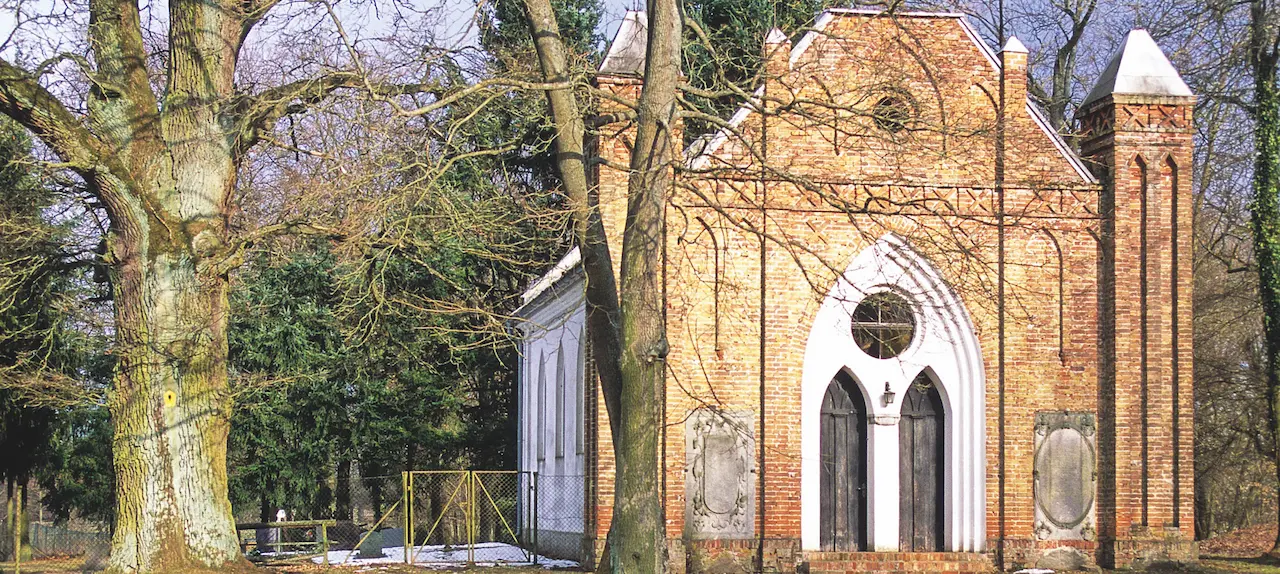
<box><xmin>819</xmin><ymin>372</ymin><xmax>944</xmax><ymax>552</ymax></box>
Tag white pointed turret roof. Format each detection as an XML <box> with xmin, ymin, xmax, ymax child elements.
<box><xmin>1081</xmin><ymin>29</ymin><xmax>1192</xmax><ymax>108</ymax></box>
<box><xmin>599</xmin><ymin>10</ymin><xmax>648</xmax><ymax>75</ymax></box>
<box><xmin>1001</xmin><ymin>36</ymin><xmax>1027</xmax><ymax>54</ymax></box>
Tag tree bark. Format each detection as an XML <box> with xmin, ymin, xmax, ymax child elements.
<box><xmin>0</xmin><ymin>0</ymin><xmax>269</xmax><ymax>567</ymax></box>
<box><xmin>1247</xmin><ymin>0</ymin><xmax>1280</xmax><ymax>557</ymax></box>
<box><xmin>610</xmin><ymin>0</ymin><xmax>680</xmax><ymax>571</ymax></box>
<box><xmin>336</xmin><ymin>458</ymin><xmax>352</xmax><ymax>521</ymax></box>
<box><xmin>105</xmin><ymin>238</ymin><xmax>248</xmax><ymax>573</ymax></box>
<box><xmin>522</xmin><ymin>0</ymin><xmax>677</xmax><ymax>570</ymax></box>
<box><xmin>522</xmin><ymin>0</ymin><xmax>625</xmax><ymax>428</ymax></box>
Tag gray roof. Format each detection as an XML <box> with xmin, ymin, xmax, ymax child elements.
<box><xmin>599</xmin><ymin>11</ymin><xmax>647</xmax><ymax>75</ymax></box>
<box><xmin>1080</xmin><ymin>29</ymin><xmax>1192</xmax><ymax>108</ymax></box>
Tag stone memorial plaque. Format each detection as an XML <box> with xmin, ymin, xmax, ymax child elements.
<box><xmin>685</xmin><ymin>409</ymin><xmax>754</xmax><ymax>538</ymax></box>
<box><xmin>1033</xmin><ymin>411</ymin><xmax>1097</xmax><ymax>541</ymax></box>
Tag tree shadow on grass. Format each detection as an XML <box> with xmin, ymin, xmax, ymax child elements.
<box><xmin>1178</xmin><ymin>555</ymin><xmax>1280</xmax><ymax>574</ymax></box>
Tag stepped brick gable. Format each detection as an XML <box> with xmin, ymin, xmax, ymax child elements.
<box><xmin>514</xmin><ymin>10</ymin><xmax>1195</xmax><ymax>573</ymax></box>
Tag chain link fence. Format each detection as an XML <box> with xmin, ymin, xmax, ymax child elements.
<box><xmin>526</xmin><ymin>473</ymin><xmax>585</xmax><ymax>562</ymax></box>
<box><xmin>0</xmin><ymin>471</ymin><xmax>587</xmax><ymax>571</ymax></box>
<box><xmin>399</xmin><ymin>471</ymin><xmax>527</xmax><ymax>565</ymax></box>
<box><xmin>325</xmin><ymin>471</ymin><xmax>586</xmax><ymax>568</ymax></box>
<box><xmin>239</xmin><ymin>473</ymin><xmax>405</xmax><ymax>566</ymax></box>
<box><xmin>0</xmin><ymin>484</ymin><xmax>110</xmax><ymax>574</ymax></box>
<box><xmin>0</xmin><ymin>522</ymin><xmax>111</xmax><ymax>573</ymax></box>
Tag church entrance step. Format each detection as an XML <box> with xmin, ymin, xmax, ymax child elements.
<box><xmin>803</xmin><ymin>551</ymin><xmax>995</xmax><ymax>573</ymax></box>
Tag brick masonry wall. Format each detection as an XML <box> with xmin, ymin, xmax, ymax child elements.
<box><xmin>1079</xmin><ymin>94</ymin><xmax>1196</xmax><ymax>568</ymax></box>
<box><xmin>582</xmin><ymin>11</ymin><xmax>1194</xmax><ymax>572</ymax></box>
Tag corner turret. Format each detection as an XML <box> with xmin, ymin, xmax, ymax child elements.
<box><xmin>1076</xmin><ymin>29</ymin><xmax>1196</xmax><ymax>569</ymax></box>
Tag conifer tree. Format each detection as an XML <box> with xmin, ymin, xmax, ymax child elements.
<box><xmin>683</xmin><ymin>0</ymin><xmax>833</xmax><ymax>137</ymax></box>
<box><xmin>0</xmin><ymin>119</ymin><xmax>64</xmax><ymax>559</ymax></box>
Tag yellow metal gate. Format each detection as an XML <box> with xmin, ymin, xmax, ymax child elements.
<box><xmin>402</xmin><ymin>471</ymin><xmax>535</xmax><ymax>565</ymax></box>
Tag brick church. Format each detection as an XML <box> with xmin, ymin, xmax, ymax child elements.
<box><xmin>513</xmin><ymin>9</ymin><xmax>1195</xmax><ymax>572</ymax></box>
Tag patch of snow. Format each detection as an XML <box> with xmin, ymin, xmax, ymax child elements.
<box><xmin>1014</xmin><ymin>569</ymin><xmax>1056</xmax><ymax>574</ymax></box>
<box><xmin>314</xmin><ymin>541</ymin><xmax>579</xmax><ymax>569</ymax></box>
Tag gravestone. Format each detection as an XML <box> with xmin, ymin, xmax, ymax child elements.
<box><xmin>380</xmin><ymin>527</ymin><xmax>405</xmax><ymax>549</ymax></box>
<box><xmin>1033</xmin><ymin>411</ymin><xmax>1098</xmax><ymax>541</ymax></box>
<box><xmin>685</xmin><ymin>409</ymin><xmax>754</xmax><ymax>539</ymax></box>
<box><xmin>255</xmin><ymin>528</ymin><xmax>279</xmax><ymax>553</ymax></box>
<box><xmin>356</xmin><ymin>530</ymin><xmax>384</xmax><ymax>558</ymax></box>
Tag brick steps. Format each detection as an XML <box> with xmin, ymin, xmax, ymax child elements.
<box><xmin>804</xmin><ymin>551</ymin><xmax>995</xmax><ymax>573</ymax></box>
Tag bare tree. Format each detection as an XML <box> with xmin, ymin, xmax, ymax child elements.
<box><xmin>0</xmin><ymin>1</ymin><xmax>569</xmax><ymax>570</ymax></box>
<box><xmin>1244</xmin><ymin>0</ymin><xmax>1280</xmax><ymax>555</ymax></box>
<box><xmin>524</xmin><ymin>0</ymin><xmax>678</xmax><ymax>569</ymax></box>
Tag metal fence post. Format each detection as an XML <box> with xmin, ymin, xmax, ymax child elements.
<box><xmin>402</xmin><ymin>471</ymin><xmax>411</xmax><ymax>565</ymax></box>
<box><xmin>532</xmin><ymin>471</ymin><xmax>538</xmax><ymax>566</ymax></box>
<box><xmin>467</xmin><ymin>472</ymin><xmax>475</xmax><ymax>567</ymax></box>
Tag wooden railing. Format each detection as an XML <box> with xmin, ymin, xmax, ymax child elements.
<box><xmin>235</xmin><ymin>519</ymin><xmax>336</xmax><ymax>565</ymax></box>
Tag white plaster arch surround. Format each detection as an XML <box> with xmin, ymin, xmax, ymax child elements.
<box><xmin>800</xmin><ymin>234</ymin><xmax>986</xmax><ymax>552</ymax></box>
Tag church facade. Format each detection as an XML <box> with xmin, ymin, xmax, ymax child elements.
<box><xmin>514</xmin><ymin>9</ymin><xmax>1195</xmax><ymax>572</ymax></box>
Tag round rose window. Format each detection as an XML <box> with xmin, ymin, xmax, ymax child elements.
<box><xmin>851</xmin><ymin>292</ymin><xmax>915</xmax><ymax>359</ymax></box>
<box><xmin>873</xmin><ymin>96</ymin><xmax>910</xmax><ymax>133</ymax></box>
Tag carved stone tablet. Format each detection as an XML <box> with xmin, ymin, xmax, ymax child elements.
<box><xmin>685</xmin><ymin>409</ymin><xmax>755</xmax><ymax>538</ymax></box>
<box><xmin>1033</xmin><ymin>412</ymin><xmax>1097</xmax><ymax>541</ymax></box>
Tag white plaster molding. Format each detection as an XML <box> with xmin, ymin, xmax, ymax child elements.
<box><xmin>800</xmin><ymin>234</ymin><xmax>986</xmax><ymax>552</ymax></box>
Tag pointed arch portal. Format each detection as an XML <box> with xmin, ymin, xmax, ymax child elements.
<box><xmin>801</xmin><ymin>234</ymin><xmax>986</xmax><ymax>552</ymax></box>
<box><xmin>820</xmin><ymin>371</ymin><xmax>868</xmax><ymax>551</ymax></box>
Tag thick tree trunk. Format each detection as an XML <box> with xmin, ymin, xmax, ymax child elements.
<box><xmin>105</xmin><ymin>242</ymin><xmax>249</xmax><ymax>573</ymax></box>
<box><xmin>523</xmin><ymin>0</ymin><xmax>677</xmax><ymax>570</ymax></box>
<box><xmin>610</xmin><ymin>0</ymin><xmax>680</xmax><ymax>571</ymax></box>
<box><xmin>336</xmin><ymin>458</ymin><xmax>352</xmax><ymax>521</ymax></box>
<box><xmin>1248</xmin><ymin>0</ymin><xmax>1280</xmax><ymax>557</ymax></box>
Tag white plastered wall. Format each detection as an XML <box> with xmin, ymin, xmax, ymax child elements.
<box><xmin>799</xmin><ymin>234</ymin><xmax>986</xmax><ymax>552</ymax></box>
<box><xmin>516</xmin><ymin>267</ymin><xmax>587</xmax><ymax>539</ymax></box>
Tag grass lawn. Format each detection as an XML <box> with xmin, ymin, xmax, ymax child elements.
<box><xmin>1192</xmin><ymin>557</ymin><xmax>1280</xmax><ymax>573</ymax></box>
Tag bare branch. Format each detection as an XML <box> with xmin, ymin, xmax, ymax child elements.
<box><xmin>0</xmin><ymin>59</ymin><xmax>108</xmax><ymax>175</ymax></box>
<box><xmin>231</xmin><ymin>72</ymin><xmax>574</xmax><ymax>155</ymax></box>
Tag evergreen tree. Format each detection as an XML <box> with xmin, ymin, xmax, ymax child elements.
<box><xmin>683</xmin><ymin>0</ymin><xmax>836</xmax><ymax>139</ymax></box>
<box><xmin>478</xmin><ymin>0</ymin><xmax>603</xmax><ymax>194</ymax></box>
<box><xmin>228</xmin><ymin>250</ymin><xmax>351</xmax><ymax>521</ymax></box>
<box><xmin>37</xmin><ymin>403</ymin><xmax>116</xmax><ymax>525</ymax></box>
<box><xmin>0</xmin><ymin>118</ymin><xmax>82</xmax><ymax>554</ymax></box>
<box><xmin>226</xmin><ymin>234</ymin><xmax>534</xmax><ymax>521</ymax></box>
